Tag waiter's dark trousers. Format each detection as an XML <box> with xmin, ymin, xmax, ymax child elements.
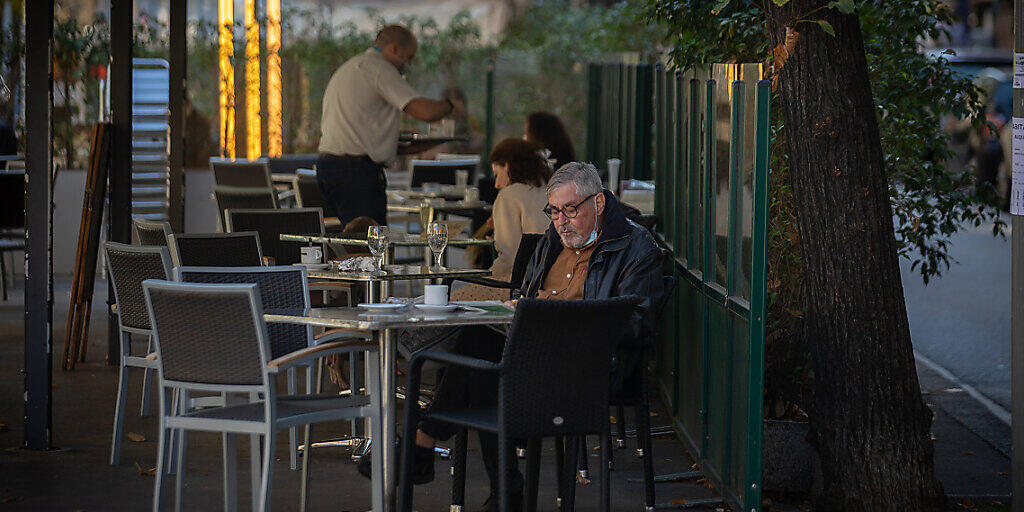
<box><xmin>315</xmin><ymin>153</ymin><xmax>388</xmax><ymax>227</ymax></box>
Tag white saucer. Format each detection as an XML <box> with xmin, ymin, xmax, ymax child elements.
<box><xmin>296</xmin><ymin>262</ymin><xmax>330</xmax><ymax>271</ymax></box>
<box><xmin>358</xmin><ymin>302</ymin><xmax>406</xmax><ymax>310</ymax></box>
<box><xmin>414</xmin><ymin>304</ymin><xmax>457</xmax><ymax>313</ymax></box>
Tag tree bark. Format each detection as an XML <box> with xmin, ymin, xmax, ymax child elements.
<box><xmin>763</xmin><ymin>2</ymin><xmax>946</xmax><ymax>509</ymax></box>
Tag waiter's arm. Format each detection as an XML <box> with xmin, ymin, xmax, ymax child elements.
<box><xmin>404</xmin><ymin>97</ymin><xmax>465</xmax><ymax>122</ymax></box>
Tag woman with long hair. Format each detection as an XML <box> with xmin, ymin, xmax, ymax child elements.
<box><xmin>452</xmin><ymin>138</ymin><xmax>552</xmax><ymax>301</ymax></box>
<box><xmin>525</xmin><ymin>111</ymin><xmax>577</xmax><ymax>171</ymax></box>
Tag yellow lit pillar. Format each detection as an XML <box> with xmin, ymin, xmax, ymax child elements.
<box><xmin>218</xmin><ymin>0</ymin><xmax>235</xmax><ymax>158</ymax></box>
<box><xmin>244</xmin><ymin>0</ymin><xmax>261</xmax><ymax>159</ymax></box>
<box><xmin>267</xmin><ymin>0</ymin><xmax>282</xmax><ymax>157</ymax></box>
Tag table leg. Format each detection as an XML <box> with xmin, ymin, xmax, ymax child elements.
<box><xmin>378</xmin><ymin>327</ymin><xmax>398</xmax><ymax>512</ymax></box>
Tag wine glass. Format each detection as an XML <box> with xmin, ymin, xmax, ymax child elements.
<box><xmin>367</xmin><ymin>225</ymin><xmax>390</xmax><ymax>274</ymax></box>
<box><xmin>427</xmin><ymin>222</ymin><xmax>448</xmax><ymax>270</ymax></box>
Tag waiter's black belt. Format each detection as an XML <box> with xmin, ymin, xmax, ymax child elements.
<box><xmin>318</xmin><ymin>152</ymin><xmax>383</xmax><ymax>167</ymax></box>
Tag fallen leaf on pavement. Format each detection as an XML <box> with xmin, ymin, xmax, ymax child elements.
<box><xmin>0</xmin><ymin>423</ymin><xmax>8</xmax><ymax>432</ymax></box>
<box><xmin>609</xmin><ymin>416</ymin><xmax>617</xmax><ymax>423</ymax></box>
<box><xmin>576</xmin><ymin>473</ymin><xmax>591</xmax><ymax>485</ymax></box>
<box><xmin>960</xmin><ymin>451</ymin><xmax>973</xmax><ymax>456</ymax></box>
<box><xmin>127</xmin><ymin>432</ymin><xmax>146</xmax><ymax>442</ymax></box>
<box><xmin>696</xmin><ymin>476</ymin><xmax>714</xmax><ymax>489</ymax></box>
<box><xmin>1001</xmin><ymin>470</ymin><xmax>1010</xmax><ymax>476</ymax></box>
<box><xmin>135</xmin><ymin>462</ymin><xmax>157</xmax><ymax>476</ymax></box>
<box><xmin>3</xmin><ymin>496</ymin><xmax>25</xmax><ymax>503</ymax></box>
<box><xmin>670</xmin><ymin>499</ymin><xmax>686</xmax><ymax>505</ymax></box>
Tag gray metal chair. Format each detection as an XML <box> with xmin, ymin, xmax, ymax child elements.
<box><xmin>132</xmin><ymin>218</ymin><xmax>172</xmax><ymax>246</ymax></box>
<box><xmin>167</xmin><ymin>232</ymin><xmax>263</xmax><ymax>267</ymax></box>
<box><xmin>143</xmin><ymin>279</ymin><xmax>383</xmax><ymax>512</ymax></box>
<box><xmin>104</xmin><ymin>242</ymin><xmax>173</xmax><ymax>466</ymax></box>
<box><xmin>291</xmin><ymin>169</ymin><xmax>326</xmax><ymax>210</ymax></box>
<box><xmin>175</xmin><ymin>265</ymin><xmax>322</xmax><ymax>470</ymax></box>
<box><xmin>225</xmin><ymin>208</ymin><xmax>324</xmax><ymax>266</ymax></box>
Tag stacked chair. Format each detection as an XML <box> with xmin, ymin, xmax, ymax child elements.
<box><xmin>210</xmin><ymin>158</ymin><xmax>281</xmax><ymax>231</ymax></box>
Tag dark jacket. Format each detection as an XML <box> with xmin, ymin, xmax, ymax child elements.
<box><xmin>520</xmin><ymin>189</ymin><xmax>663</xmax><ymax>347</ymax></box>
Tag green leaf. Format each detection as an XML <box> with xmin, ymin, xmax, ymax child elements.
<box><xmin>712</xmin><ymin>0</ymin><xmax>731</xmax><ymax>15</ymax></box>
<box><xmin>772</xmin><ymin>0</ymin><xmax>790</xmax><ymax>5</ymax></box>
<box><xmin>817</xmin><ymin>19</ymin><xmax>836</xmax><ymax>36</ymax></box>
<box><xmin>827</xmin><ymin>0</ymin><xmax>855</xmax><ymax>14</ymax></box>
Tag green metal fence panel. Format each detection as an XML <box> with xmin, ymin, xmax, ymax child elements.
<box><xmin>586</xmin><ymin>58</ymin><xmax>769</xmax><ymax>512</ymax></box>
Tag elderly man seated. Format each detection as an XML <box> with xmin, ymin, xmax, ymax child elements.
<box><xmin>360</xmin><ymin>162</ymin><xmax>664</xmax><ymax>511</ymax></box>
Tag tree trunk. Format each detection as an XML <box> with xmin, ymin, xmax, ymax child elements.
<box><xmin>763</xmin><ymin>2</ymin><xmax>946</xmax><ymax>509</ymax></box>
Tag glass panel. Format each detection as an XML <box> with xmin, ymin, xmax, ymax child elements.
<box><xmin>712</xmin><ymin>64</ymin><xmax>735</xmax><ymax>287</ymax></box>
<box><xmin>738</xmin><ymin>63</ymin><xmax>764</xmax><ymax>300</ymax></box>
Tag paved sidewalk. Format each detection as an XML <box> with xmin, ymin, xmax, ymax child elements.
<box><xmin>1</xmin><ymin>278</ymin><xmax>721</xmax><ymax>511</ymax></box>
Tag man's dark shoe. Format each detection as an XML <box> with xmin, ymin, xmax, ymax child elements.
<box><xmin>355</xmin><ymin>444</ymin><xmax>435</xmax><ymax>485</ymax></box>
<box><xmin>474</xmin><ymin>488</ymin><xmax>524</xmax><ymax>512</ymax></box>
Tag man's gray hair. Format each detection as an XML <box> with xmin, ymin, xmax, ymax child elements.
<box><xmin>546</xmin><ymin>162</ymin><xmax>602</xmax><ymax>198</ymax></box>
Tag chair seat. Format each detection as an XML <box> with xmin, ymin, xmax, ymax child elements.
<box><xmin>423</xmin><ymin>406</ymin><xmax>498</xmax><ymax>433</ymax></box>
<box><xmin>125</xmin><ymin>353</ymin><xmax>159</xmax><ymax>369</ymax></box>
<box><xmin>182</xmin><ymin>393</ymin><xmax>370</xmax><ymax>424</ymax></box>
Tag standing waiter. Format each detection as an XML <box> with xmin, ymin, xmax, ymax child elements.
<box><xmin>317</xmin><ymin>24</ymin><xmax>464</xmax><ymax>226</ymax></box>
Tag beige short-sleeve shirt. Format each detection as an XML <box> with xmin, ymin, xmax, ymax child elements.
<box><xmin>318</xmin><ymin>48</ymin><xmax>420</xmax><ymax>163</ymax></box>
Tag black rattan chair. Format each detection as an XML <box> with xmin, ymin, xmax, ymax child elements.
<box><xmin>167</xmin><ymin>232</ymin><xmax>263</xmax><ymax>267</ymax></box>
<box><xmin>447</xmin><ymin>233</ymin><xmax>542</xmax><ymax>299</ymax></box>
<box><xmin>210</xmin><ymin>157</ymin><xmax>273</xmax><ymax>188</ymax></box>
<box><xmin>398</xmin><ymin>296</ymin><xmax>642</xmax><ymax>512</ymax></box>
<box><xmin>132</xmin><ymin>218</ymin><xmax>172</xmax><ymax>246</ymax></box>
<box><xmin>104</xmin><ymin>242</ymin><xmax>173</xmax><ymax>466</ymax></box>
<box><xmin>409</xmin><ymin>159</ymin><xmax>478</xmax><ymax>187</ymax></box>
<box><xmin>212</xmin><ymin>186</ymin><xmax>278</xmax><ymax>232</ymax></box>
<box><xmin>225</xmin><ymin>208</ymin><xmax>324</xmax><ymax>266</ymax></box>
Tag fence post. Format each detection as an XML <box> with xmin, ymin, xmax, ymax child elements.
<box><xmin>587</xmin><ymin>62</ymin><xmax>602</xmax><ymax>164</ymax></box>
<box><xmin>484</xmin><ymin>57</ymin><xmax>495</xmax><ymax>172</ymax></box>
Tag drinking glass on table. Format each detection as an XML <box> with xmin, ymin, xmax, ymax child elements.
<box><xmin>367</xmin><ymin>225</ymin><xmax>390</xmax><ymax>273</ymax></box>
<box><xmin>427</xmin><ymin>222</ymin><xmax>448</xmax><ymax>269</ymax></box>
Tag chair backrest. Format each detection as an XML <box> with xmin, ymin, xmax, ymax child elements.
<box><xmin>266</xmin><ymin>154</ymin><xmax>318</xmax><ymax>174</ymax></box>
<box><xmin>292</xmin><ymin>170</ymin><xmax>325</xmax><ymax>209</ymax></box>
<box><xmin>143</xmin><ymin>280</ymin><xmax>270</xmax><ymax>389</ymax></box>
<box><xmin>212</xmin><ymin>185</ymin><xmax>278</xmax><ymax>231</ymax></box>
<box><xmin>105</xmin><ymin>242</ymin><xmax>173</xmax><ymax>332</ymax></box>
<box><xmin>175</xmin><ymin>265</ymin><xmax>312</xmax><ymax>358</ymax></box>
<box><xmin>0</xmin><ymin>171</ymin><xmax>25</xmax><ymax>230</ymax></box>
<box><xmin>210</xmin><ymin>158</ymin><xmax>272</xmax><ymax>188</ymax></box>
<box><xmin>132</xmin><ymin>218</ymin><xmax>172</xmax><ymax>246</ymax></box>
<box><xmin>510</xmin><ymin>233</ymin><xmax>543</xmax><ymax>295</ymax></box>
<box><xmin>225</xmin><ymin>208</ymin><xmax>324</xmax><ymax>265</ymax></box>
<box><xmin>167</xmin><ymin>232</ymin><xmax>263</xmax><ymax>267</ymax></box>
<box><xmin>499</xmin><ymin>296</ymin><xmax>641</xmax><ymax>439</ymax></box>
<box><xmin>409</xmin><ymin>159</ymin><xmax>477</xmax><ymax>187</ymax></box>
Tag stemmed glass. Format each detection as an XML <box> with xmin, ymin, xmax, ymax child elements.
<box><xmin>367</xmin><ymin>225</ymin><xmax>390</xmax><ymax>274</ymax></box>
<box><xmin>426</xmin><ymin>221</ymin><xmax>448</xmax><ymax>270</ymax></box>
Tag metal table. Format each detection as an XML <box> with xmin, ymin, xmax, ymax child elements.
<box><xmin>266</xmin><ymin>303</ymin><xmax>515</xmax><ymax>512</ymax></box>
<box><xmin>280</xmin><ymin>232</ymin><xmax>493</xmax><ymax>248</ymax></box>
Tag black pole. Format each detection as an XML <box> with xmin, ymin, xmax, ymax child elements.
<box><xmin>24</xmin><ymin>0</ymin><xmax>54</xmax><ymax>451</ymax></box>
<box><xmin>168</xmin><ymin>0</ymin><xmax>186</xmax><ymax>232</ymax></box>
<box><xmin>108</xmin><ymin>0</ymin><xmax>133</xmax><ymax>365</ymax></box>
<box><xmin>484</xmin><ymin>57</ymin><xmax>494</xmax><ymax>174</ymax></box>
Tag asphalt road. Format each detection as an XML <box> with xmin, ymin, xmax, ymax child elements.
<box><xmin>900</xmin><ymin>215</ymin><xmax>1011</xmax><ymax>412</ymax></box>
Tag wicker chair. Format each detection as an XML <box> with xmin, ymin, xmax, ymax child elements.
<box><xmin>397</xmin><ymin>296</ymin><xmax>642</xmax><ymax>512</ymax></box>
<box><xmin>446</xmin><ymin>233</ymin><xmax>543</xmax><ymax>300</ymax></box>
<box><xmin>143</xmin><ymin>280</ymin><xmax>383</xmax><ymax>512</ymax></box>
<box><xmin>167</xmin><ymin>232</ymin><xmax>263</xmax><ymax>267</ymax></box>
<box><xmin>224</xmin><ymin>208</ymin><xmax>323</xmax><ymax>266</ymax></box>
<box><xmin>104</xmin><ymin>242</ymin><xmax>173</xmax><ymax>466</ymax></box>
<box><xmin>174</xmin><ymin>265</ymin><xmax>365</xmax><ymax>470</ymax></box>
<box><xmin>210</xmin><ymin>157</ymin><xmax>272</xmax><ymax>188</ymax></box>
<box><xmin>212</xmin><ymin>186</ymin><xmax>278</xmax><ymax>232</ymax></box>
<box><xmin>132</xmin><ymin>218</ymin><xmax>172</xmax><ymax>246</ymax></box>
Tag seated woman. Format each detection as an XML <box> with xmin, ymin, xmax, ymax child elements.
<box><xmin>452</xmin><ymin>138</ymin><xmax>552</xmax><ymax>301</ymax></box>
<box><xmin>525</xmin><ymin>111</ymin><xmax>577</xmax><ymax>171</ymax></box>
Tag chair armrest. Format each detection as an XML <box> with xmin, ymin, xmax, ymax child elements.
<box><xmin>277</xmin><ymin>189</ymin><xmax>296</xmax><ymax>201</ymax></box>
<box><xmin>267</xmin><ymin>339</ymin><xmax>378</xmax><ymax>373</ymax></box>
<box><xmin>450</xmin><ymin>276</ymin><xmax>513</xmax><ymax>289</ymax></box>
<box><xmin>314</xmin><ymin>328</ymin><xmax>372</xmax><ymax>342</ymax></box>
<box><xmin>409</xmin><ymin>350</ymin><xmax>501</xmax><ymax>373</ymax></box>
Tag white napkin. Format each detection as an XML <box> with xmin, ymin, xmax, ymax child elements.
<box><xmin>338</xmin><ymin>256</ymin><xmax>378</xmax><ymax>272</ymax></box>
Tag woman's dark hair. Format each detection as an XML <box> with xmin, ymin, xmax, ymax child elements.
<box><xmin>525</xmin><ymin>111</ymin><xmax>576</xmax><ymax>170</ymax></box>
<box><xmin>488</xmin><ymin>138</ymin><xmax>552</xmax><ymax>188</ymax></box>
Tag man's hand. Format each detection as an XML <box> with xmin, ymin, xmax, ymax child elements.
<box><xmin>502</xmin><ymin>299</ymin><xmax>517</xmax><ymax>310</ymax></box>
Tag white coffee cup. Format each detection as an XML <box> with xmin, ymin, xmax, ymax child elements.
<box><xmin>300</xmin><ymin>246</ymin><xmax>322</xmax><ymax>264</ymax></box>
<box><xmin>463</xmin><ymin>186</ymin><xmax>479</xmax><ymax>204</ymax></box>
<box><xmin>424</xmin><ymin>284</ymin><xmax>449</xmax><ymax>306</ymax></box>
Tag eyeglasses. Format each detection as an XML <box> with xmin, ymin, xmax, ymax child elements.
<box><xmin>543</xmin><ymin>193</ymin><xmax>597</xmax><ymax>219</ymax></box>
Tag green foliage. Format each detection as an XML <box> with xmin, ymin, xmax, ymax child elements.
<box><xmin>642</xmin><ymin>0</ymin><xmax>1006</xmax><ymax>283</ymax></box>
